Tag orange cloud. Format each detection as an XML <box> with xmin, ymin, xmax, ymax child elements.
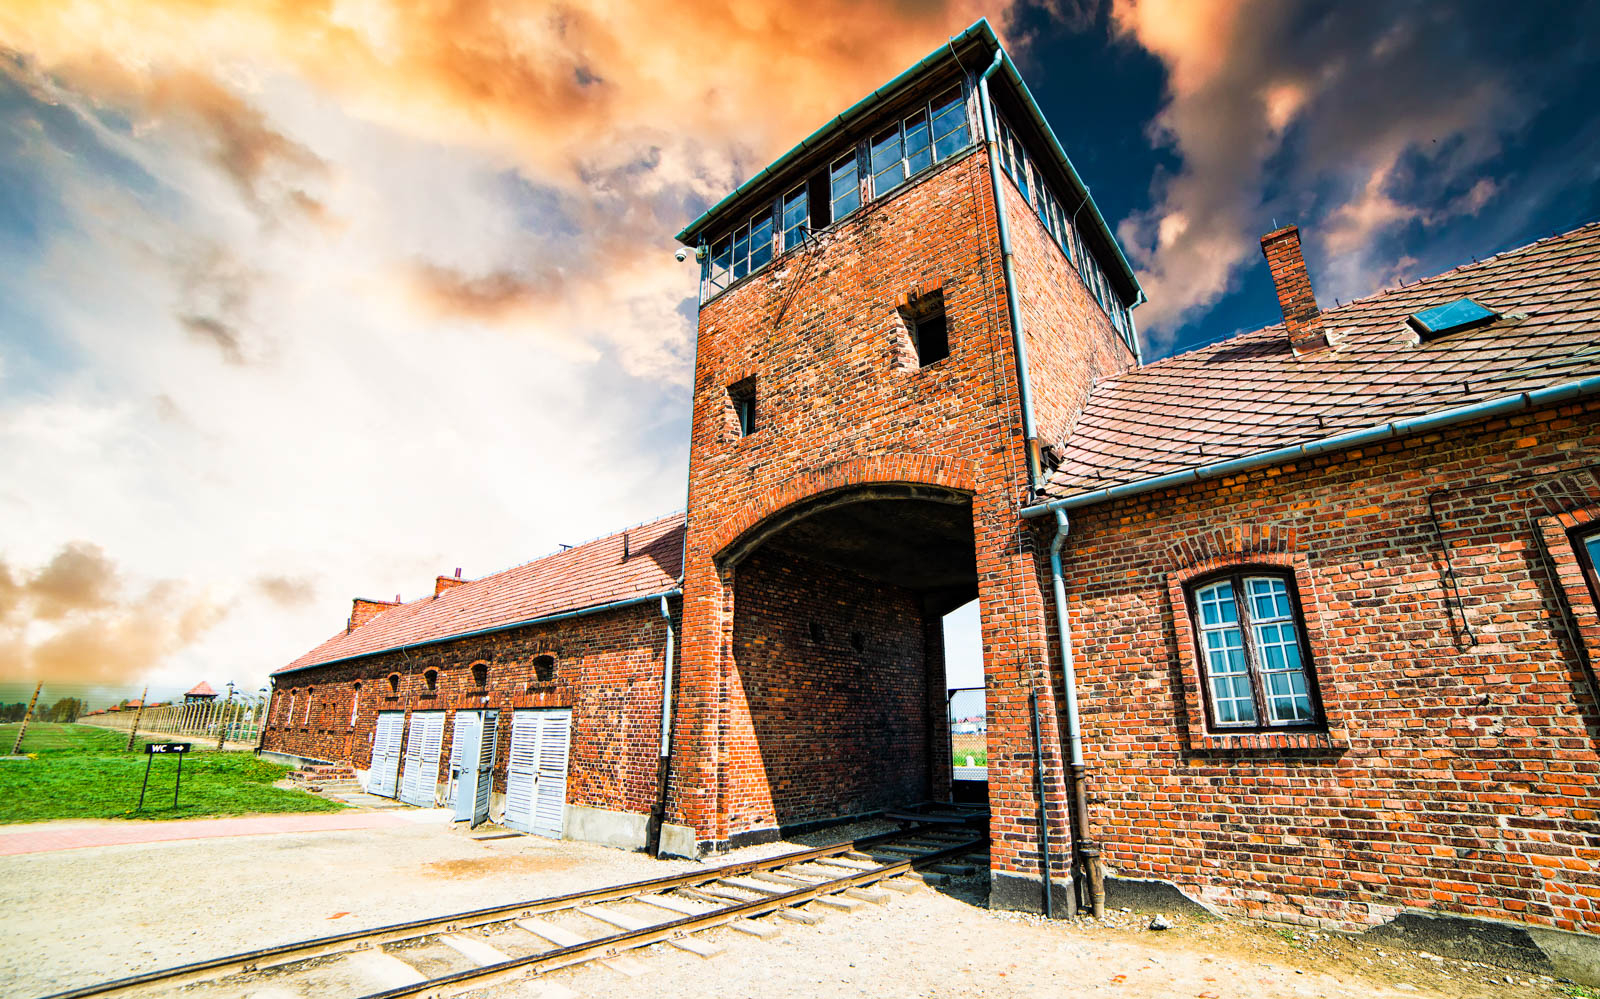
<box><xmin>0</xmin><ymin>0</ymin><xmax>1002</xmax><ymax>192</ymax></box>
<box><xmin>0</xmin><ymin>544</ymin><xmax>226</xmax><ymax>684</ymax></box>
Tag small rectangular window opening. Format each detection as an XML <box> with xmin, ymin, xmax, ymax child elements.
<box><xmin>728</xmin><ymin>378</ymin><xmax>758</xmax><ymax>436</ymax></box>
<box><xmin>900</xmin><ymin>290</ymin><xmax>950</xmax><ymax>367</ymax></box>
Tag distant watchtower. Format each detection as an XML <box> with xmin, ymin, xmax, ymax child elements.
<box><xmin>665</xmin><ymin>19</ymin><xmax>1143</xmax><ymax>914</ymax></box>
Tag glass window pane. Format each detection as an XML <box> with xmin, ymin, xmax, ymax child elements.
<box><xmin>931</xmin><ymin>87</ymin><xmax>968</xmax><ymax>160</ymax></box>
<box><xmin>732</xmin><ymin>225</ymin><xmax>750</xmax><ymax>280</ymax></box>
<box><xmin>904</xmin><ymin>110</ymin><xmax>932</xmax><ymax>175</ymax></box>
<box><xmin>782</xmin><ymin>186</ymin><xmax>808</xmax><ymax>252</ymax></box>
<box><xmin>870</xmin><ymin>125</ymin><xmax>905</xmax><ymax>195</ymax></box>
<box><xmin>1585</xmin><ymin>533</ymin><xmax>1600</xmax><ymax>570</ymax></box>
<box><xmin>748</xmin><ymin>213</ymin><xmax>773</xmax><ymax>272</ymax></box>
<box><xmin>830</xmin><ymin>153</ymin><xmax>860</xmax><ymax>219</ymax></box>
<box><xmin>707</xmin><ymin>236</ymin><xmax>732</xmax><ymax>295</ymax></box>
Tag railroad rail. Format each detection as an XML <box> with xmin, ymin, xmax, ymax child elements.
<box><xmin>40</xmin><ymin>818</ymin><xmax>987</xmax><ymax>999</ymax></box>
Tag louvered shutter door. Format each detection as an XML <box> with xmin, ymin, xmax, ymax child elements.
<box><xmin>531</xmin><ymin>710</ymin><xmax>571</xmax><ymax>838</ymax></box>
<box><xmin>473</xmin><ymin>710</ymin><xmax>498</xmax><ymax>828</ymax></box>
<box><xmin>400</xmin><ymin>711</ymin><xmax>444</xmax><ymax>806</ymax></box>
<box><xmin>368</xmin><ymin>712</ymin><xmax>404</xmax><ymax>798</ymax></box>
<box><xmin>449</xmin><ymin>711</ymin><xmax>479</xmax><ymax>821</ymax></box>
<box><xmin>504</xmin><ymin>711</ymin><xmax>540</xmax><ymax>833</ymax></box>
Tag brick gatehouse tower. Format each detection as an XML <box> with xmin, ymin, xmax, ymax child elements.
<box><xmin>662</xmin><ymin>20</ymin><xmax>1140</xmax><ymax>913</ymax></box>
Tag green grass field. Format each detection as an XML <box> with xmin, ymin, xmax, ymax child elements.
<box><xmin>952</xmin><ymin>750</ymin><xmax>988</xmax><ymax>767</ymax></box>
<box><xmin>0</xmin><ymin>723</ymin><xmax>346</xmax><ymax>824</ymax></box>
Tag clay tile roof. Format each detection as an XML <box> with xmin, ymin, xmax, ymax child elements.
<box><xmin>1044</xmin><ymin>221</ymin><xmax>1600</xmax><ymax>500</ymax></box>
<box><xmin>184</xmin><ymin>681</ymin><xmax>216</xmax><ymax>697</ymax></box>
<box><xmin>275</xmin><ymin>512</ymin><xmax>685</xmax><ymax>675</ymax></box>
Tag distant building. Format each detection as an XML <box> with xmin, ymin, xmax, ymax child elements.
<box><xmin>183</xmin><ymin>682</ymin><xmax>218</xmax><ymax>703</ymax></box>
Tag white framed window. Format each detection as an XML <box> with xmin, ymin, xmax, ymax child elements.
<box><xmin>1189</xmin><ymin>571</ymin><xmax>1321</xmax><ymax>729</ymax></box>
<box><xmin>349</xmin><ymin>684</ymin><xmax>361</xmax><ymax>728</ymax></box>
<box><xmin>304</xmin><ymin>687</ymin><xmax>314</xmax><ymax>725</ymax></box>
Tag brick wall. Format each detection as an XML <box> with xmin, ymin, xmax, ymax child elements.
<box><xmin>263</xmin><ymin>601</ymin><xmax>676</xmax><ymax>816</ymax></box>
<box><xmin>671</xmin><ymin>145</ymin><xmax>1076</xmax><ymax>864</ymax></box>
<box><xmin>1047</xmin><ymin>399</ymin><xmax>1600</xmax><ymax>933</ymax></box>
<box><xmin>724</xmin><ymin>546</ymin><xmax>934</xmax><ymax>832</ymax></box>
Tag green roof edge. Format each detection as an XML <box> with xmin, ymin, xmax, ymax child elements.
<box><xmin>672</xmin><ymin>18</ymin><xmax>1144</xmax><ymax>307</ymax></box>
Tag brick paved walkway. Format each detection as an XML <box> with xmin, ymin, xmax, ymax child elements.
<box><xmin>0</xmin><ymin>809</ymin><xmax>451</xmax><ymax>856</ymax></box>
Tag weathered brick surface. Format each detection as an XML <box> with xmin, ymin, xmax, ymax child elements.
<box><xmin>724</xmin><ymin>546</ymin><xmax>936</xmax><ymax>830</ymax></box>
<box><xmin>670</xmin><ymin>147</ymin><xmax>1074</xmax><ymax>856</ymax></box>
<box><xmin>263</xmin><ymin>602</ymin><xmax>676</xmax><ymax>815</ymax></box>
<box><xmin>1044</xmin><ymin>400</ymin><xmax>1600</xmax><ymax>933</ymax></box>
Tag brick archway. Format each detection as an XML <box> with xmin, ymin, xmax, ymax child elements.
<box><xmin>705</xmin><ymin>453</ymin><xmax>978</xmax><ymax>563</ymax></box>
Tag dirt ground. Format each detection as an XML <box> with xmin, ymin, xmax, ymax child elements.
<box><xmin>0</xmin><ymin>815</ymin><xmax>1583</xmax><ymax>999</ymax></box>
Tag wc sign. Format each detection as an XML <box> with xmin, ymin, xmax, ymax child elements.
<box><xmin>138</xmin><ymin>742</ymin><xmax>192</xmax><ymax>811</ymax></box>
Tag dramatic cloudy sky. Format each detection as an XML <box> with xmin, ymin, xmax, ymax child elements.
<box><xmin>1</xmin><ymin>1</ymin><xmax>1596</xmax><ymax>705</ymax></box>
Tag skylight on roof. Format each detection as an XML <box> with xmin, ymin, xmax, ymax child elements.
<box><xmin>1407</xmin><ymin>297</ymin><xmax>1498</xmax><ymax>340</ymax></box>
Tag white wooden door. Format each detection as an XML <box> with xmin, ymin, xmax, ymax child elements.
<box><xmin>368</xmin><ymin>711</ymin><xmax>405</xmax><ymax>798</ymax></box>
<box><xmin>400</xmin><ymin>711</ymin><xmax>445</xmax><ymax>806</ymax></box>
<box><xmin>448</xmin><ymin>711</ymin><xmax>481</xmax><ymax>821</ymax></box>
<box><xmin>472</xmin><ymin>710</ymin><xmax>498</xmax><ymax>828</ymax></box>
<box><xmin>505</xmin><ymin>709</ymin><xmax>571</xmax><ymax>837</ymax></box>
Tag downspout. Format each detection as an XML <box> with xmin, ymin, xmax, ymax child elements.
<box><xmin>651</xmin><ymin>591</ymin><xmax>678</xmax><ymax>856</ymax></box>
<box><xmin>1051</xmin><ymin>509</ymin><xmax>1103</xmax><ymax>917</ymax></box>
<box><xmin>977</xmin><ymin>50</ymin><xmax>1042</xmax><ymax>492</ymax></box>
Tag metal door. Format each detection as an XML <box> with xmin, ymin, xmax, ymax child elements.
<box><xmin>399</xmin><ymin>711</ymin><xmax>445</xmax><ymax>806</ymax></box>
<box><xmin>448</xmin><ymin>711</ymin><xmax>481</xmax><ymax>821</ymax></box>
<box><xmin>471</xmin><ymin>710</ymin><xmax>498</xmax><ymax>828</ymax></box>
<box><xmin>368</xmin><ymin>711</ymin><xmax>405</xmax><ymax>798</ymax></box>
<box><xmin>505</xmin><ymin>709</ymin><xmax>570</xmax><ymax>837</ymax></box>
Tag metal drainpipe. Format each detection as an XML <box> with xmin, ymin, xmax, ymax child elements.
<box><xmin>1051</xmin><ymin>509</ymin><xmax>1104</xmax><ymax>917</ymax></box>
<box><xmin>651</xmin><ymin>589</ymin><xmax>680</xmax><ymax>856</ymax></box>
<box><xmin>977</xmin><ymin>50</ymin><xmax>1042</xmax><ymax>492</ymax></box>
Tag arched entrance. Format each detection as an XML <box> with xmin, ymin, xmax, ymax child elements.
<box><xmin>713</xmin><ymin>482</ymin><xmax>978</xmax><ymax>836</ymax></box>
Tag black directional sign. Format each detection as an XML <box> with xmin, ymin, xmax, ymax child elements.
<box><xmin>145</xmin><ymin>742</ymin><xmax>191</xmax><ymax>755</ymax></box>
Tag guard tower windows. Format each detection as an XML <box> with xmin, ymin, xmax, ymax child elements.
<box><xmin>781</xmin><ymin>184</ymin><xmax>809</xmax><ymax>253</ymax></box>
<box><xmin>830</xmin><ymin>151</ymin><xmax>861</xmax><ymax>221</ymax></box>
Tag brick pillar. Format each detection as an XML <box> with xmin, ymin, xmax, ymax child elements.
<box><xmin>924</xmin><ymin>608</ymin><xmax>952</xmax><ymax>803</ymax></box>
<box><xmin>975</xmin><ymin>490</ymin><xmax>1077</xmax><ymax>916</ymax></box>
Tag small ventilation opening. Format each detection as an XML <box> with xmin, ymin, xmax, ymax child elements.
<box><xmin>1407</xmin><ymin>297</ymin><xmax>1498</xmax><ymax>341</ymax></box>
<box><xmin>728</xmin><ymin>377</ymin><xmax>758</xmax><ymax>436</ymax></box>
<box><xmin>387</xmin><ymin>673</ymin><xmax>400</xmax><ymax>694</ymax></box>
<box><xmin>423</xmin><ymin>669</ymin><xmax>438</xmax><ymax>691</ymax></box>
<box><xmin>900</xmin><ymin>289</ymin><xmax>950</xmax><ymax>366</ymax></box>
<box><xmin>471</xmin><ymin>662</ymin><xmax>488</xmax><ymax>688</ymax></box>
<box><xmin>533</xmin><ymin>654</ymin><xmax>557</xmax><ymax>684</ymax></box>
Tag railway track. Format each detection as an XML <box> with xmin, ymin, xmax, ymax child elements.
<box><xmin>41</xmin><ymin>819</ymin><xmax>988</xmax><ymax>999</ymax></box>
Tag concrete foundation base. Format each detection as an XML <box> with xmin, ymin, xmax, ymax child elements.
<box><xmin>564</xmin><ymin>804</ymin><xmax>650</xmax><ymax>851</ymax></box>
<box><xmin>988</xmin><ymin>870</ymin><xmax>1077</xmax><ymax>917</ymax></box>
<box><xmin>1362</xmin><ymin>912</ymin><xmax>1599</xmax><ymax>987</ymax></box>
<box><xmin>657</xmin><ymin>823</ymin><xmax>699</xmax><ymax>860</ymax></box>
<box><xmin>257</xmin><ymin>750</ymin><xmax>336</xmax><ymax>769</ymax></box>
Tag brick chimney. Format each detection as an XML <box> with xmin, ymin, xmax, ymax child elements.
<box><xmin>435</xmin><ymin>568</ymin><xmax>467</xmax><ymax>597</ymax></box>
<box><xmin>1260</xmin><ymin>224</ymin><xmax>1328</xmax><ymax>355</ymax></box>
<box><xmin>349</xmin><ymin>596</ymin><xmax>401</xmax><ymax>632</ymax></box>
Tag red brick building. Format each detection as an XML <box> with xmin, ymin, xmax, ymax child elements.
<box><xmin>264</xmin><ymin>20</ymin><xmax>1598</xmax><ymax>977</ymax></box>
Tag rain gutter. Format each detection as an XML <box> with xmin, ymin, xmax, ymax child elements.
<box><xmin>1020</xmin><ymin>374</ymin><xmax>1600</xmax><ymax>518</ymax></box>
<box><xmin>671</xmin><ymin>19</ymin><xmax>1144</xmax><ymax>307</ymax></box>
<box><xmin>271</xmin><ymin>588</ymin><xmax>684</xmax><ymax>677</ymax></box>
<box><xmin>674</xmin><ymin>19</ymin><xmax>994</xmax><ymax>247</ymax></box>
